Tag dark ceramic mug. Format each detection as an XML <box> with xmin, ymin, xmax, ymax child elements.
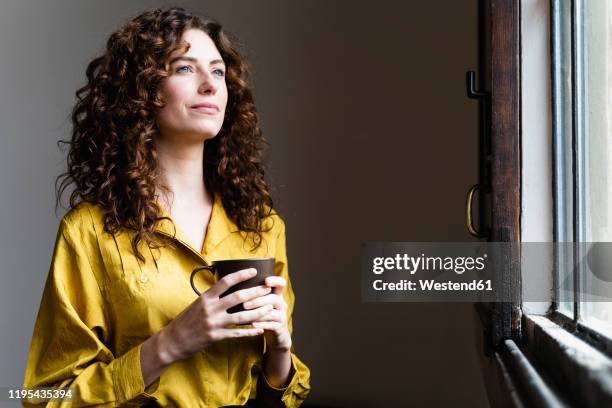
<box><xmin>190</xmin><ymin>257</ymin><xmax>275</xmax><ymax>313</ymax></box>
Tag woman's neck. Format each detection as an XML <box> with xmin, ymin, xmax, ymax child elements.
<box><xmin>154</xmin><ymin>137</ymin><xmax>212</xmax><ymax>211</ymax></box>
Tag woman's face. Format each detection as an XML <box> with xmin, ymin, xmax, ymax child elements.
<box><xmin>157</xmin><ymin>29</ymin><xmax>228</xmax><ymax>144</ymax></box>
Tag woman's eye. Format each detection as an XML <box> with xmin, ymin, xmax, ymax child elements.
<box><xmin>212</xmin><ymin>68</ymin><xmax>226</xmax><ymax>77</ymax></box>
<box><xmin>175</xmin><ymin>65</ymin><xmax>194</xmax><ymax>73</ymax></box>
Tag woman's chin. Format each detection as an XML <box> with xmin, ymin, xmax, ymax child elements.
<box><xmin>192</xmin><ymin>124</ymin><xmax>222</xmax><ymax>140</ymax></box>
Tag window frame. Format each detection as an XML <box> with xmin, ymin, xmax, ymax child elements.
<box><xmin>476</xmin><ymin>0</ymin><xmax>612</xmax><ymax>406</ymax></box>
<box><xmin>475</xmin><ymin>0</ymin><xmax>522</xmax><ymax>349</ymax></box>
<box><xmin>548</xmin><ymin>0</ymin><xmax>612</xmax><ymax>357</ymax></box>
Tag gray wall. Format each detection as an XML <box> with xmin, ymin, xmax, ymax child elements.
<box><xmin>0</xmin><ymin>1</ymin><xmax>488</xmax><ymax>406</ymax></box>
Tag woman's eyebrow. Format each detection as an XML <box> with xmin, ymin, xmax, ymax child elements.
<box><xmin>169</xmin><ymin>56</ymin><xmax>225</xmax><ymax>66</ymax></box>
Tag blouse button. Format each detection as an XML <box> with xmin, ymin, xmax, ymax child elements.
<box><xmin>140</xmin><ymin>273</ymin><xmax>149</xmax><ymax>283</ymax></box>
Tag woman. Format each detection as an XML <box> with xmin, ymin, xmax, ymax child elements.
<box><xmin>23</xmin><ymin>7</ymin><xmax>310</xmax><ymax>407</ymax></box>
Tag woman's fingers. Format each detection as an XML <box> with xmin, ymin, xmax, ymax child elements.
<box><xmin>251</xmin><ymin>321</ymin><xmax>283</xmax><ymax>330</ymax></box>
<box><xmin>243</xmin><ymin>293</ymin><xmax>286</xmax><ymax>311</ymax></box>
<box><xmin>223</xmin><ymin>304</ymin><xmax>274</xmax><ymax>326</ymax></box>
<box><xmin>264</xmin><ymin>276</ymin><xmax>286</xmax><ymax>295</ymax></box>
<box><xmin>216</xmin><ymin>285</ymin><xmax>272</xmax><ymax>311</ymax></box>
<box><xmin>206</xmin><ymin>268</ymin><xmax>257</xmax><ymax>298</ymax></box>
<box><xmin>221</xmin><ymin>327</ymin><xmax>265</xmax><ymax>338</ymax></box>
<box><xmin>252</xmin><ymin>309</ymin><xmax>284</xmax><ymax>324</ymax></box>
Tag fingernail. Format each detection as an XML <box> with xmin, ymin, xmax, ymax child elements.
<box><xmin>249</xmin><ymin>268</ymin><xmax>257</xmax><ymax>275</ymax></box>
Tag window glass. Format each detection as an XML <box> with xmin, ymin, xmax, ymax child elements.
<box><xmin>580</xmin><ymin>0</ymin><xmax>612</xmax><ymax>334</ymax></box>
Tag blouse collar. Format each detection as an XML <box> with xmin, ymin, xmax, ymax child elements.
<box><xmin>155</xmin><ymin>192</ymin><xmax>239</xmax><ymax>257</ymax></box>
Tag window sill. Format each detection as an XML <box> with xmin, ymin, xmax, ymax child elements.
<box><xmin>520</xmin><ymin>313</ymin><xmax>612</xmax><ymax>407</ymax></box>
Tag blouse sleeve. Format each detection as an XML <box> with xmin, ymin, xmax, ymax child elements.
<box><xmin>22</xmin><ymin>217</ymin><xmax>159</xmax><ymax>407</ymax></box>
<box><xmin>258</xmin><ymin>217</ymin><xmax>311</xmax><ymax>407</ymax></box>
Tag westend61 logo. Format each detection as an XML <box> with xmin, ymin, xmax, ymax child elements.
<box><xmin>371</xmin><ymin>253</ymin><xmax>488</xmax><ymax>275</ymax></box>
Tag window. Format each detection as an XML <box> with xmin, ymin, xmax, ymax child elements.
<box><xmin>478</xmin><ymin>0</ymin><xmax>612</xmax><ymax>406</ymax></box>
<box><xmin>552</xmin><ymin>0</ymin><xmax>612</xmax><ymax>339</ymax></box>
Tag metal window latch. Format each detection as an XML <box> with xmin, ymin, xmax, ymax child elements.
<box><xmin>466</xmin><ymin>70</ymin><xmax>489</xmax><ymax>100</ymax></box>
<box><xmin>465</xmin><ymin>71</ymin><xmax>490</xmax><ymax>239</ymax></box>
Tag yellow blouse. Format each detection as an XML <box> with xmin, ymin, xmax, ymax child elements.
<box><xmin>23</xmin><ymin>195</ymin><xmax>311</xmax><ymax>407</ymax></box>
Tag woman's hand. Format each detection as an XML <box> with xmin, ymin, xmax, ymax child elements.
<box><xmin>158</xmin><ymin>268</ymin><xmax>274</xmax><ymax>363</ymax></box>
<box><xmin>244</xmin><ymin>276</ymin><xmax>292</xmax><ymax>352</ymax></box>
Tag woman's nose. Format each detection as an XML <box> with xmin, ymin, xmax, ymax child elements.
<box><xmin>198</xmin><ymin>72</ymin><xmax>217</xmax><ymax>95</ymax></box>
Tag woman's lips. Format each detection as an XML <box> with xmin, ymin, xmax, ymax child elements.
<box><xmin>191</xmin><ymin>105</ymin><xmax>219</xmax><ymax>114</ymax></box>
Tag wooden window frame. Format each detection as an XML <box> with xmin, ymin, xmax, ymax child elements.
<box><xmin>475</xmin><ymin>0</ymin><xmax>612</xmax><ymax>406</ymax></box>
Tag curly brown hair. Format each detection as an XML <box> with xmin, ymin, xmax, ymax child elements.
<box><xmin>55</xmin><ymin>7</ymin><xmax>274</xmax><ymax>262</ymax></box>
